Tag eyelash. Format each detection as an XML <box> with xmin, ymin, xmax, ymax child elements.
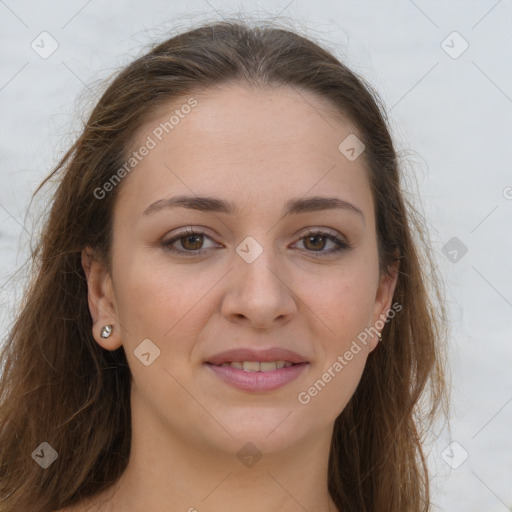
<box><xmin>161</xmin><ymin>227</ymin><xmax>351</xmax><ymax>258</ymax></box>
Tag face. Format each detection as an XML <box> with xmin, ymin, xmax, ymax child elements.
<box><xmin>84</xmin><ymin>84</ymin><xmax>397</xmax><ymax>456</ymax></box>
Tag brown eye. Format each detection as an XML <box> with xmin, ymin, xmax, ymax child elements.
<box><xmin>180</xmin><ymin>233</ymin><xmax>204</xmax><ymax>251</ymax></box>
<box><xmin>295</xmin><ymin>230</ymin><xmax>350</xmax><ymax>257</ymax></box>
<box><xmin>161</xmin><ymin>228</ymin><xmax>349</xmax><ymax>258</ymax></box>
<box><xmin>303</xmin><ymin>234</ymin><xmax>328</xmax><ymax>251</ymax></box>
<box><xmin>161</xmin><ymin>228</ymin><xmax>219</xmax><ymax>255</ymax></box>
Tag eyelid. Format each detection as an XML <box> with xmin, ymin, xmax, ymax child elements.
<box><xmin>161</xmin><ymin>226</ymin><xmax>351</xmax><ymax>256</ymax></box>
<box><xmin>294</xmin><ymin>228</ymin><xmax>351</xmax><ymax>255</ymax></box>
<box><xmin>161</xmin><ymin>227</ymin><xmax>220</xmax><ymax>254</ymax></box>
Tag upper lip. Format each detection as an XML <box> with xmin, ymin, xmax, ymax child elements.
<box><xmin>206</xmin><ymin>347</ymin><xmax>309</xmax><ymax>365</ymax></box>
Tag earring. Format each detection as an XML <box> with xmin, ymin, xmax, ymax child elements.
<box><xmin>100</xmin><ymin>325</ymin><xmax>113</xmax><ymax>339</ymax></box>
<box><xmin>377</xmin><ymin>331</ymin><xmax>382</xmax><ymax>341</ymax></box>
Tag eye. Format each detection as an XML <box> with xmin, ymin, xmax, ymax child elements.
<box><xmin>293</xmin><ymin>229</ymin><xmax>350</xmax><ymax>257</ymax></box>
<box><xmin>161</xmin><ymin>228</ymin><xmax>219</xmax><ymax>255</ymax></box>
<box><xmin>161</xmin><ymin>227</ymin><xmax>351</xmax><ymax>257</ymax></box>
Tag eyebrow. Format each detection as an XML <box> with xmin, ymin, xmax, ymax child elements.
<box><xmin>142</xmin><ymin>194</ymin><xmax>365</xmax><ymax>222</ymax></box>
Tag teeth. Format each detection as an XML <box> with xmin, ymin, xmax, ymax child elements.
<box><xmin>242</xmin><ymin>361</ymin><xmax>260</xmax><ymax>372</ymax></box>
<box><xmin>217</xmin><ymin>360</ymin><xmax>294</xmax><ymax>371</ymax></box>
<box><xmin>259</xmin><ymin>361</ymin><xmax>277</xmax><ymax>372</ymax></box>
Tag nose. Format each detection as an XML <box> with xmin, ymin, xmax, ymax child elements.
<box><xmin>221</xmin><ymin>247</ymin><xmax>297</xmax><ymax>329</ymax></box>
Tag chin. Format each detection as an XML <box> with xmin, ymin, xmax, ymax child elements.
<box><xmin>207</xmin><ymin>410</ymin><xmax>309</xmax><ymax>454</ymax></box>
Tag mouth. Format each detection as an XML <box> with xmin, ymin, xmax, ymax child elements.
<box><xmin>204</xmin><ymin>348</ymin><xmax>310</xmax><ymax>392</ymax></box>
<box><xmin>207</xmin><ymin>360</ymin><xmax>299</xmax><ymax>371</ymax></box>
<box><xmin>206</xmin><ymin>347</ymin><xmax>309</xmax><ymax>366</ymax></box>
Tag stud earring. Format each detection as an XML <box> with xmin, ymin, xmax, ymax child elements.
<box><xmin>100</xmin><ymin>325</ymin><xmax>113</xmax><ymax>339</ymax></box>
<box><xmin>377</xmin><ymin>331</ymin><xmax>382</xmax><ymax>341</ymax></box>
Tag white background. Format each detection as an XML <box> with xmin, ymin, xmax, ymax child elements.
<box><xmin>1</xmin><ymin>1</ymin><xmax>511</xmax><ymax>510</ymax></box>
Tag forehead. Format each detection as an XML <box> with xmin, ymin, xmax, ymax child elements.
<box><xmin>115</xmin><ymin>84</ymin><xmax>372</xmax><ymax>220</ymax></box>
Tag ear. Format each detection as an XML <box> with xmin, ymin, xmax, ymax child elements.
<box><xmin>369</xmin><ymin>259</ymin><xmax>399</xmax><ymax>352</ymax></box>
<box><xmin>82</xmin><ymin>246</ymin><xmax>122</xmax><ymax>350</ymax></box>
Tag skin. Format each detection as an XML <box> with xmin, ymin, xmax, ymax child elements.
<box><xmin>74</xmin><ymin>84</ymin><xmax>398</xmax><ymax>512</ymax></box>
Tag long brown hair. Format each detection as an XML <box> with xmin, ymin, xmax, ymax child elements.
<box><xmin>0</xmin><ymin>19</ymin><xmax>447</xmax><ymax>512</ymax></box>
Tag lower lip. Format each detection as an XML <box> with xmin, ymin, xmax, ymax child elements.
<box><xmin>205</xmin><ymin>363</ymin><xmax>309</xmax><ymax>392</ymax></box>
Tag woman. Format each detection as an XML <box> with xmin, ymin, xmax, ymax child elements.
<box><xmin>0</xmin><ymin>19</ymin><xmax>447</xmax><ymax>512</ymax></box>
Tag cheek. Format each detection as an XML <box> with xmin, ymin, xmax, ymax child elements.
<box><xmin>296</xmin><ymin>273</ymin><xmax>375</xmax><ymax>423</ymax></box>
<box><xmin>299</xmin><ymin>261</ymin><xmax>378</xmax><ymax>406</ymax></box>
<box><xmin>111</xmin><ymin>248</ymin><xmax>221</xmax><ymax>362</ymax></box>
<box><xmin>113</xmin><ymin>243</ymin><xmax>185</xmax><ymax>321</ymax></box>
<box><xmin>297</xmin><ymin>347</ymin><xmax>367</xmax><ymax>421</ymax></box>
<box><xmin>306</xmin><ymin>263</ymin><xmax>379</xmax><ymax>343</ymax></box>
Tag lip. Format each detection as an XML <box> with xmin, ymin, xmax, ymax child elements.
<box><xmin>206</xmin><ymin>347</ymin><xmax>309</xmax><ymax>366</ymax></box>
<box><xmin>205</xmin><ymin>362</ymin><xmax>309</xmax><ymax>392</ymax></box>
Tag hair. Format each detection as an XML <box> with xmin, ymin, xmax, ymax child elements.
<box><xmin>0</xmin><ymin>18</ymin><xmax>447</xmax><ymax>512</ymax></box>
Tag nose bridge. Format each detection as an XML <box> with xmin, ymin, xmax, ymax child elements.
<box><xmin>222</xmin><ymin>233</ymin><xmax>296</xmax><ymax>327</ymax></box>
<box><xmin>236</xmin><ymin>233</ymin><xmax>285</xmax><ymax>297</ymax></box>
